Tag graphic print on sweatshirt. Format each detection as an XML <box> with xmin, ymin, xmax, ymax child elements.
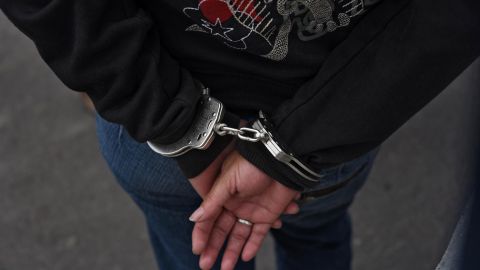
<box><xmin>183</xmin><ymin>0</ymin><xmax>366</xmax><ymax>61</ymax></box>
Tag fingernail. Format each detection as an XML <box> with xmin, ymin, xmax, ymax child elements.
<box><xmin>221</xmin><ymin>259</ymin><xmax>233</xmax><ymax>270</ymax></box>
<box><xmin>292</xmin><ymin>204</ymin><xmax>300</xmax><ymax>214</ymax></box>
<box><xmin>189</xmin><ymin>207</ymin><xmax>205</xmax><ymax>222</ymax></box>
<box><xmin>192</xmin><ymin>239</ymin><xmax>205</xmax><ymax>255</ymax></box>
<box><xmin>200</xmin><ymin>256</ymin><xmax>212</xmax><ymax>269</ymax></box>
<box><xmin>242</xmin><ymin>251</ymin><xmax>254</xmax><ymax>262</ymax></box>
<box><xmin>192</xmin><ymin>243</ymin><xmax>200</xmax><ymax>255</ymax></box>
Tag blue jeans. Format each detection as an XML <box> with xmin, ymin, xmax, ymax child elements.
<box><xmin>95</xmin><ymin>114</ymin><xmax>379</xmax><ymax>270</ymax></box>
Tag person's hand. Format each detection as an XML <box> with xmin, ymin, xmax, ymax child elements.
<box><xmin>190</xmin><ymin>151</ymin><xmax>301</xmax><ymax>270</ymax></box>
<box><xmin>190</xmin><ymin>141</ymin><xmax>269</xmax><ymax>270</ymax></box>
<box><xmin>188</xmin><ymin>138</ymin><xmax>236</xmax><ymax>198</ymax></box>
<box><xmin>188</xmin><ymin>137</ymin><xmax>277</xmax><ymax>264</ymax></box>
<box><xmin>187</xmin><ymin>119</ymin><xmax>292</xmax><ymax>269</ymax></box>
<box><xmin>188</xmin><ymin>119</ymin><xmax>248</xmax><ymax>198</ymax></box>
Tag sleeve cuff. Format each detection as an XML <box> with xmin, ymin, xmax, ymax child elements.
<box><xmin>173</xmin><ymin>111</ymin><xmax>240</xmax><ymax>178</ymax></box>
<box><xmin>235</xmin><ymin>137</ymin><xmax>308</xmax><ymax>191</ymax></box>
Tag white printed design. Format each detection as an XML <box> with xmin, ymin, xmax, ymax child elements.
<box><xmin>183</xmin><ymin>0</ymin><xmax>365</xmax><ymax>61</ymax></box>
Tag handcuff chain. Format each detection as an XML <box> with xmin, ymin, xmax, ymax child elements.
<box><xmin>214</xmin><ymin>123</ymin><xmax>266</xmax><ymax>143</ymax></box>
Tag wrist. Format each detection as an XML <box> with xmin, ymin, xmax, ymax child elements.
<box><xmin>174</xmin><ymin>111</ymin><xmax>240</xmax><ymax>178</ymax></box>
<box><xmin>146</xmin><ymin>80</ymin><xmax>241</xmax><ymax>178</ymax></box>
<box><xmin>235</xmin><ymin>111</ymin><xmax>326</xmax><ymax>191</ymax></box>
<box><xmin>236</xmin><ymin>139</ymin><xmax>305</xmax><ymax>191</ymax></box>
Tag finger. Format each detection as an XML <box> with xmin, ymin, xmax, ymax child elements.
<box><xmin>272</xmin><ymin>219</ymin><xmax>282</xmax><ymax>229</ymax></box>
<box><xmin>199</xmin><ymin>211</ymin><xmax>236</xmax><ymax>270</ymax></box>
<box><xmin>232</xmin><ymin>198</ymin><xmax>291</xmax><ymax>224</ymax></box>
<box><xmin>231</xmin><ymin>200</ymin><xmax>284</xmax><ymax>225</ymax></box>
<box><xmin>241</xmin><ymin>224</ymin><xmax>271</xmax><ymax>262</ymax></box>
<box><xmin>244</xmin><ymin>182</ymin><xmax>299</xmax><ymax>221</ymax></box>
<box><xmin>190</xmin><ymin>170</ymin><xmax>235</xmax><ymax>223</ymax></box>
<box><xmin>221</xmin><ymin>220</ymin><xmax>252</xmax><ymax>270</ymax></box>
<box><xmin>192</xmin><ymin>218</ymin><xmax>216</xmax><ymax>255</ymax></box>
<box><xmin>283</xmin><ymin>201</ymin><xmax>300</xmax><ymax>215</ymax></box>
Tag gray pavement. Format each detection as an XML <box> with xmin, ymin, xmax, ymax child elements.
<box><xmin>1</xmin><ymin>10</ymin><xmax>479</xmax><ymax>270</ymax></box>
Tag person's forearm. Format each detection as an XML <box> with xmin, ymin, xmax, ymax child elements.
<box><xmin>236</xmin><ymin>0</ymin><xmax>480</xmax><ymax>190</ymax></box>
<box><xmin>0</xmin><ymin>0</ymin><xmax>201</xmax><ymax>143</ymax></box>
<box><xmin>0</xmin><ymin>0</ymin><xmax>239</xmax><ymax>177</ymax></box>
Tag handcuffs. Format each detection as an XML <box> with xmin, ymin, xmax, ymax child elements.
<box><xmin>147</xmin><ymin>87</ymin><xmax>323</xmax><ymax>183</ymax></box>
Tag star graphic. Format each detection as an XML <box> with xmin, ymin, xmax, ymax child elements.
<box><xmin>201</xmin><ymin>18</ymin><xmax>234</xmax><ymax>41</ymax></box>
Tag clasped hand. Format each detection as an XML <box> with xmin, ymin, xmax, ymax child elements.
<box><xmin>188</xmin><ymin>122</ymin><xmax>300</xmax><ymax>270</ymax></box>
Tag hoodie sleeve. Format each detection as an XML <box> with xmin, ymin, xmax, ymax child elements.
<box><xmin>0</xmin><ymin>0</ymin><xmax>239</xmax><ymax>178</ymax></box>
<box><xmin>236</xmin><ymin>0</ymin><xmax>480</xmax><ymax>190</ymax></box>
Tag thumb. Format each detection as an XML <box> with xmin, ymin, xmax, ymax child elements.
<box><xmin>189</xmin><ymin>168</ymin><xmax>235</xmax><ymax>223</ymax></box>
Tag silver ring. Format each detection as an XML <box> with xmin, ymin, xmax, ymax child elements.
<box><xmin>237</xmin><ymin>218</ymin><xmax>253</xmax><ymax>226</ymax></box>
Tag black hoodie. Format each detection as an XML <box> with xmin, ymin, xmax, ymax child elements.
<box><xmin>1</xmin><ymin>0</ymin><xmax>479</xmax><ymax>190</ymax></box>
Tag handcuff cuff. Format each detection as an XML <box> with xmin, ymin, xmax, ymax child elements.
<box><xmin>147</xmin><ymin>87</ymin><xmax>323</xmax><ymax>183</ymax></box>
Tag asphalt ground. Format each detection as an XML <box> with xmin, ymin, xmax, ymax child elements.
<box><xmin>1</xmin><ymin>11</ymin><xmax>479</xmax><ymax>270</ymax></box>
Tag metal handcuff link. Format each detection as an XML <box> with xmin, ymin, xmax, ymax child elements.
<box><xmin>147</xmin><ymin>88</ymin><xmax>323</xmax><ymax>183</ymax></box>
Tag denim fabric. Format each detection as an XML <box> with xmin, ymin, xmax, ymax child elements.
<box><xmin>95</xmin><ymin>114</ymin><xmax>379</xmax><ymax>270</ymax></box>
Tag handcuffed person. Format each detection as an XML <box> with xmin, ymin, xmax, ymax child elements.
<box><xmin>1</xmin><ymin>0</ymin><xmax>479</xmax><ymax>269</ymax></box>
